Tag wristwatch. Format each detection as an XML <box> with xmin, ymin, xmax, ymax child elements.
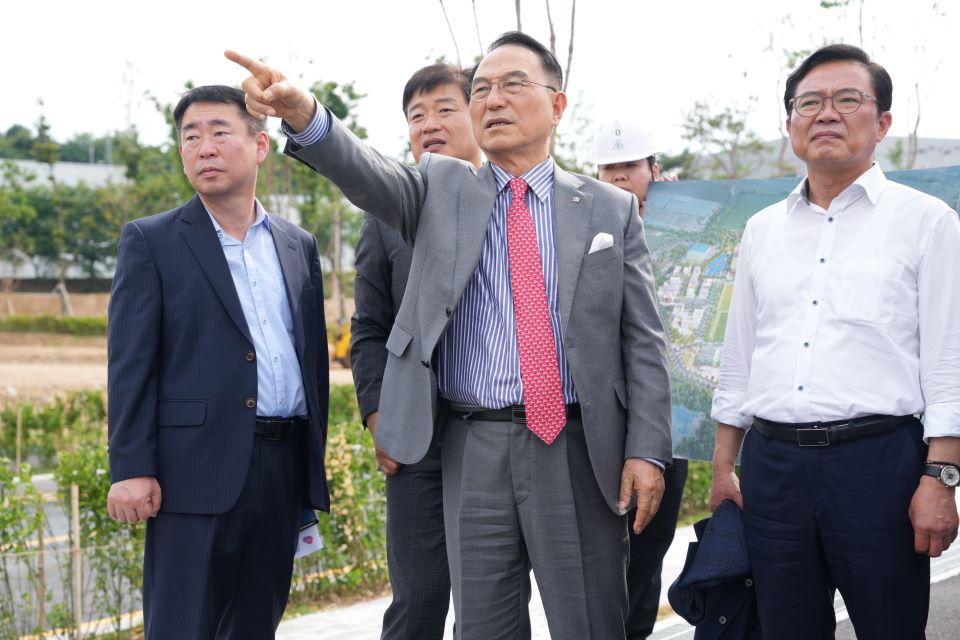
<box><xmin>922</xmin><ymin>461</ymin><xmax>960</xmax><ymax>488</ymax></box>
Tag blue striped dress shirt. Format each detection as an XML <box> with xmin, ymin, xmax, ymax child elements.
<box><xmin>438</xmin><ymin>160</ymin><xmax>577</xmax><ymax>408</ymax></box>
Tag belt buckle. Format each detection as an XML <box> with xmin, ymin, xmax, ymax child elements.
<box><xmin>796</xmin><ymin>426</ymin><xmax>830</xmax><ymax>447</ymax></box>
<box><xmin>511</xmin><ymin>405</ymin><xmax>526</xmax><ymax>426</ymax></box>
<box><xmin>262</xmin><ymin>422</ymin><xmax>282</xmax><ymax>441</ymax></box>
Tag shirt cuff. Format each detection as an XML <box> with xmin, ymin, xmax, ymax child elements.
<box><xmin>281</xmin><ymin>99</ymin><xmax>329</xmax><ymax>147</ymax></box>
<box><xmin>642</xmin><ymin>457</ymin><xmax>665</xmax><ymax>471</ymax></box>
<box><xmin>711</xmin><ymin>388</ymin><xmax>752</xmax><ymax>429</ymax></box>
<box><xmin>921</xmin><ymin>402</ymin><xmax>960</xmax><ymax>442</ymax></box>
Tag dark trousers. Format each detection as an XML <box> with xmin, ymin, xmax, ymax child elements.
<box><xmin>740</xmin><ymin>419</ymin><xmax>929</xmax><ymax>640</ymax></box>
<box><xmin>626</xmin><ymin>457</ymin><xmax>688</xmax><ymax>639</ymax></box>
<box><xmin>443</xmin><ymin>414</ymin><xmax>628</xmax><ymax>640</ymax></box>
<box><xmin>143</xmin><ymin>429</ymin><xmax>308</xmax><ymax>639</ymax></box>
<box><xmin>381</xmin><ymin>442</ymin><xmax>451</xmax><ymax>640</ymax></box>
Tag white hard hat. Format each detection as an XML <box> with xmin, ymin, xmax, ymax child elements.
<box><xmin>593</xmin><ymin>119</ymin><xmax>659</xmax><ymax>165</ymax></box>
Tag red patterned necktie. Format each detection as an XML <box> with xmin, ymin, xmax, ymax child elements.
<box><xmin>507</xmin><ymin>178</ymin><xmax>567</xmax><ymax>444</ymax></box>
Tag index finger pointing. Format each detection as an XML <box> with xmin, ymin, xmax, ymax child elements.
<box><xmin>224</xmin><ymin>49</ymin><xmax>269</xmax><ymax>75</ymax></box>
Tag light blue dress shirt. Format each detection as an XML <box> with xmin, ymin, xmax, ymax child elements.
<box><xmin>206</xmin><ymin>202</ymin><xmax>307</xmax><ymax>418</ymax></box>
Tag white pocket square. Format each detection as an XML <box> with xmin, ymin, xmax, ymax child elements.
<box><xmin>588</xmin><ymin>232</ymin><xmax>614</xmax><ymax>254</ymax></box>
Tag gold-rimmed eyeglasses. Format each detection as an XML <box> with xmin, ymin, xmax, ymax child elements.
<box><xmin>470</xmin><ymin>76</ymin><xmax>558</xmax><ymax>102</ymax></box>
<box><xmin>789</xmin><ymin>89</ymin><xmax>877</xmax><ymax>117</ymax></box>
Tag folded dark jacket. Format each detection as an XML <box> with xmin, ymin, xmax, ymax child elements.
<box><xmin>667</xmin><ymin>500</ymin><xmax>762</xmax><ymax>639</ymax></box>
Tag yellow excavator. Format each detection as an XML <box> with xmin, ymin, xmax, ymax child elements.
<box><xmin>327</xmin><ymin>321</ymin><xmax>351</xmax><ymax>368</ymax></box>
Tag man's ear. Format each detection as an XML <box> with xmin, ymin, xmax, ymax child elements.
<box><xmin>551</xmin><ymin>91</ymin><xmax>567</xmax><ymax>126</ymax></box>
<box><xmin>652</xmin><ymin>162</ymin><xmax>661</xmax><ymax>182</ymax></box>
<box><xmin>255</xmin><ymin>130</ymin><xmax>270</xmax><ymax>165</ymax></box>
<box><xmin>876</xmin><ymin>111</ymin><xmax>893</xmax><ymax>143</ymax></box>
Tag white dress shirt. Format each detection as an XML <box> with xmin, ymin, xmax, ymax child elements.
<box><xmin>711</xmin><ymin>164</ymin><xmax>960</xmax><ymax>440</ymax></box>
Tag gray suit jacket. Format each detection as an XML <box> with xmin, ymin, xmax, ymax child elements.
<box><xmin>287</xmin><ymin>114</ymin><xmax>671</xmax><ymax>513</ymax></box>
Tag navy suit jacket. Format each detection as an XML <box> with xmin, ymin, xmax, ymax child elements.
<box><xmin>107</xmin><ymin>195</ymin><xmax>330</xmax><ymax>514</ymax></box>
<box><xmin>350</xmin><ymin>212</ymin><xmax>415</xmax><ymax>422</ymax></box>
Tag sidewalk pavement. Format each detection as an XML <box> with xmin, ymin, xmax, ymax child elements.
<box><xmin>277</xmin><ymin>523</ymin><xmax>700</xmax><ymax>639</ymax></box>
<box><xmin>278</xmin><ymin>493</ymin><xmax>960</xmax><ymax>639</ymax></box>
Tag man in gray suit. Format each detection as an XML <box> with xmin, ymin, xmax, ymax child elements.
<box><xmin>351</xmin><ymin>63</ymin><xmax>482</xmax><ymax>639</ymax></box>
<box><xmin>228</xmin><ymin>31</ymin><xmax>671</xmax><ymax>639</ymax></box>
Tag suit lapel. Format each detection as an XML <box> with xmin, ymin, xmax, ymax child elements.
<box><xmin>269</xmin><ymin>217</ymin><xmax>307</xmax><ymax>357</ymax></box>
<box><xmin>178</xmin><ymin>196</ymin><xmax>254</xmax><ymax>345</ymax></box>
<box><xmin>452</xmin><ymin>163</ymin><xmax>499</xmax><ymax>303</ymax></box>
<box><xmin>552</xmin><ymin>168</ymin><xmax>593</xmax><ymax>332</ymax></box>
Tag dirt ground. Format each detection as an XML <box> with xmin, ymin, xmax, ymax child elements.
<box><xmin>0</xmin><ymin>332</ymin><xmax>354</xmax><ymax>402</ymax></box>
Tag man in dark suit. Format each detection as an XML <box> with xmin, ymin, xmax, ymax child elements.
<box><xmin>106</xmin><ymin>85</ymin><xmax>329</xmax><ymax>639</ymax></box>
<box><xmin>594</xmin><ymin>117</ymin><xmax>689</xmax><ymax>638</ymax></box>
<box><xmin>229</xmin><ymin>31</ymin><xmax>672</xmax><ymax>639</ymax></box>
<box><xmin>351</xmin><ymin>63</ymin><xmax>482</xmax><ymax>639</ymax></box>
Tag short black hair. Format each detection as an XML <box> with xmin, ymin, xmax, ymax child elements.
<box><xmin>784</xmin><ymin>44</ymin><xmax>892</xmax><ymax>117</ymax></box>
<box><xmin>478</xmin><ymin>31</ymin><xmax>563</xmax><ymax>90</ymax></box>
<box><xmin>402</xmin><ymin>63</ymin><xmax>472</xmax><ymax>115</ymax></box>
<box><xmin>173</xmin><ymin>85</ymin><xmax>265</xmax><ymax>137</ymax></box>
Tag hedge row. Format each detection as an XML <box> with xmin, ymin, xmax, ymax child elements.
<box><xmin>0</xmin><ymin>314</ymin><xmax>108</xmax><ymax>336</ymax></box>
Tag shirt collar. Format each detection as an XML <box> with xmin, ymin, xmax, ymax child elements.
<box><xmin>786</xmin><ymin>163</ymin><xmax>885</xmax><ymax>214</ymax></box>
<box><xmin>205</xmin><ymin>199</ymin><xmax>270</xmax><ymax>243</ymax></box>
<box><xmin>491</xmin><ymin>156</ymin><xmax>555</xmax><ymax>203</ymax></box>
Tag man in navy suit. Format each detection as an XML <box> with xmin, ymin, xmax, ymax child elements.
<box><xmin>106</xmin><ymin>85</ymin><xmax>329</xmax><ymax>639</ymax></box>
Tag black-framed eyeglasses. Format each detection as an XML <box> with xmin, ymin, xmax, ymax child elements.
<box><xmin>789</xmin><ymin>89</ymin><xmax>877</xmax><ymax>117</ymax></box>
<box><xmin>470</xmin><ymin>76</ymin><xmax>558</xmax><ymax>101</ymax></box>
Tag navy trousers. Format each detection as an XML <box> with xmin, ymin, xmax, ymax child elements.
<box><xmin>626</xmin><ymin>457</ymin><xmax>688</xmax><ymax>639</ymax></box>
<box><xmin>380</xmin><ymin>442</ymin><xmax>451</xmax><ymax>640</ymax></box>
<box><xmin>740</xmin><ymin>419</ymin><xmax>929</xmax><ymax>640</ymax></box>
<box><xmin>143</xmin><ymin>429</ymin><xmax>308</xmax><ymax>639</ymax></box>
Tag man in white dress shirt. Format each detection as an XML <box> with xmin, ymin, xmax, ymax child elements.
<box><xmin>709</xmin><ymin>44</ymin><xmax>960</xmax><ymax>639</ymax></box>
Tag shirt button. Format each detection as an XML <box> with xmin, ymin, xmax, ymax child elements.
<box><xmin>245</xmin><ymin>397</ymin><xmax>257</xmax><ymax>409</ymax></box>
<box><xmin>812</xmin><ymin>300</ymin><xmax>818</xmax><ymax>306</ymax></box>
<box><xmin>827</xmin><ymin>216</ymin><xmax>834</xmax><ymax>222</ymax></box>
<box><xmin>803</xmin><ymin>342</ymin><xmax>810</xmax><ymax>348</ymax></box>
<box><xmin>745</xmin><ymin>578</ymin><xmax>754</xmax><ymax>587</ymax></box>
<box><xmin>719</xmin><ymin>616</ymin><xmax>728</xmax><ymax>625</ymax></box>
<box><xmin>798</xmin><ymin>385</ymin><xmax>804</xmax><ymax>391</ymax></box>
<box><xmin>246</xmin><ymin>351</ymin><xmax>256</xmax><ymax>362</ymax></box>
<box><xmin>262</xmin><ymin>319</ymin><xmax>268</xmax><ymax>325</ymax></box>
<box><xmin>819</xmin><ymin>258</ymin><xmax>826</xmax><ymax>263</ymax></box>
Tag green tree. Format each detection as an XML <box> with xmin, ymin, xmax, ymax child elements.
<box><xmin>681</xmin><ymin>99</ymin><xmax>766</xmax><ymax>179</ymax></box>
<box><xmin>265</xmin><ymin>80</ymin><xmax>367</xmax><ymax>317</ymax></box>
<box><xmin>0</xmin><ymin>124</ymin><xmax>35</xmax><ymax>159</ymax></box>
<box><xmin>0</xmin><ymin>163</ymin><xmax>39</xmax><ymax>283</ymax></box>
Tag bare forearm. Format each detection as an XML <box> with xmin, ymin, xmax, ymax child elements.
<box><xmin>713</xmin><ymin>422</ymin><xmax>747</xmax><ymax>469</ymax></box>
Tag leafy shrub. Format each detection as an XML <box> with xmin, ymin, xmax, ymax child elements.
<box><xmin>0</xmin><ymin>315</ymin><xmax>108</xmax><ymax>336</ymax></box>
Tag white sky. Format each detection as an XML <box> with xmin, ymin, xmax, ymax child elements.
<box><xmin>6</xmin><ymin>0</ymin><xmax>959</xmax><ymax>162</ymax></box>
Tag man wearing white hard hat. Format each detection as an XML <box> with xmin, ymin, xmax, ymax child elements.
<box><xmin>595</xmin><ymin>119</ymin><xmax>662</xmax><ymax>218</ymax></box>
<box><xmin>595</xmin><ymin>118</ymin><xmax>688</xmax><ymax>640</ymax></box>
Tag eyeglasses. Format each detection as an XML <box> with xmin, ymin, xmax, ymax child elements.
<box><xmin>789</xmin><ymin>89</ymin><xmax>877</xmax><ymax>117</ymax></box>
<box><xmin>470</xmin><ymin>76</ymin><xmax>558</xmax><ymax>101</ymax></box>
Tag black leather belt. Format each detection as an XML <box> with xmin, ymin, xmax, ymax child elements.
<box><xmin>451</xmin><ymin>404</ymin><xmax>581</xmax><ymax>426</ymax></box>
<box><xmin>752</xmin><ymin>414</ymin><xmax>914</xmax><ymax>447</ymax></box>
<box><xmin>255</xmin><ymin>416</ymin><xmax>307</xmax><ymax>441</ymax></box>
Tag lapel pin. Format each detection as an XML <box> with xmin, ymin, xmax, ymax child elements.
<box><xmin>571</xmin><ymin>196</ymin><xmax>581</xmax><ymax>203</ymax></box>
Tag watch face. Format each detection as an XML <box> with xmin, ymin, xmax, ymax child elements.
<box><xmin>942</xmin><ymin>465</ymin><xmax>960</xmax><ymax>487</ymax></box>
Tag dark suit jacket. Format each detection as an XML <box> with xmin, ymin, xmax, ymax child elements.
<box><xmin>668</xmin><ymin>500</ymin><xmax>761</xmax><ymax>639</ymax></box>
<box><xmin>107</xmin><ymin>195</ymin><xmax>330</xmax><ymax>514</ymax></box>
<box><xmin>350</xmin><ymin>213</ymin><xmax>413</xmax><ymax>421</ymax></box>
